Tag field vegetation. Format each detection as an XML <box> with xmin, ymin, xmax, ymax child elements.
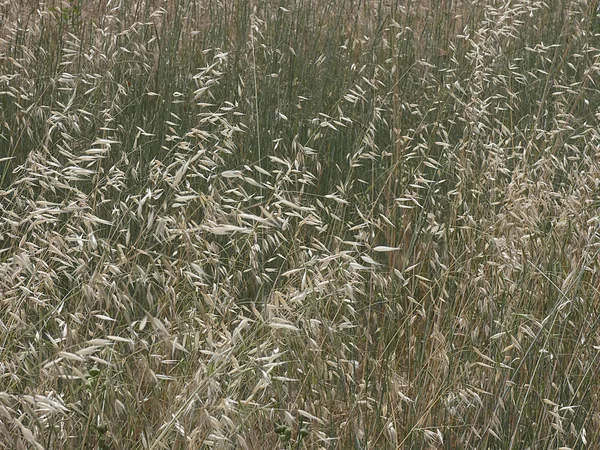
<box><xmin>2</xmin><ymin>0</ymin><xmax>600</xmax><ymax>448</ymax></box>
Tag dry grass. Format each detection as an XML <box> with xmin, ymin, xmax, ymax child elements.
<box><xmin>1</xmin><ymin>0</ymin><xmax>600</xmax><ymax>448</ymax></box>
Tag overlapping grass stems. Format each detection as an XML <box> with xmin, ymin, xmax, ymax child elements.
<box><xmin>1</xmin><ymin>0</ymin><xmax>600</xmax><ymax>448</ymax></box>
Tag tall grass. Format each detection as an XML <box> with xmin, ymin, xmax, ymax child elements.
<box><xmin>1</xmin><ymin>0</ymin><xmax>600</xmax><ymax>448</ymax></box>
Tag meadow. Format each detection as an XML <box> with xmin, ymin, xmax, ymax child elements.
<box><xmin>1</xmin><ymin>0</ymin><xmax>600</xmax><ymax>448</ymax></box>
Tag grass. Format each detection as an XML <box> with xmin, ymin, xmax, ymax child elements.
<box><xmin>1</xmin><ymin>0</ymin><xmax>600</xmax><ymax>448</ymax></box>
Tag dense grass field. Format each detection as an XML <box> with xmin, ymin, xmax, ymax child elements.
<box><xmin>2</xmin><ymin>0</ymin><xmax>600</xmax><ymax>448</ymax></box>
